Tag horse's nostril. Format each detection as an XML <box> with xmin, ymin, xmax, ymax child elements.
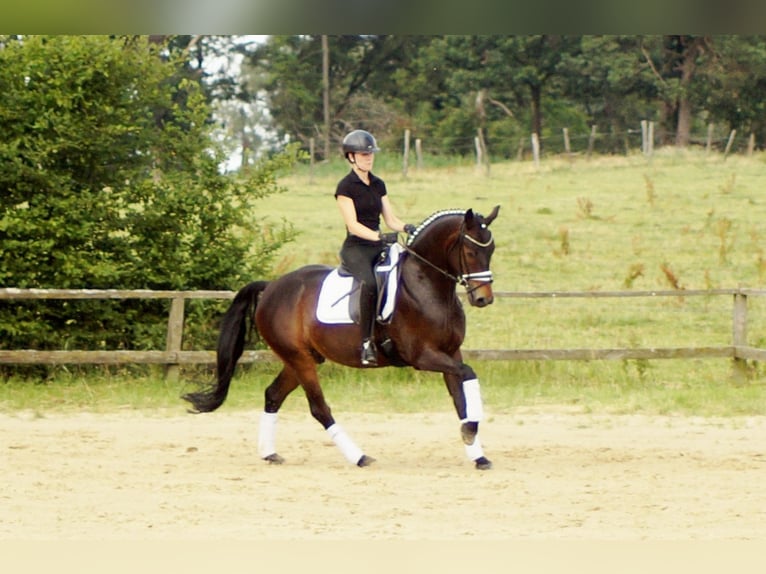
<box><xmin>475</xmin><ymin>295</ymin><xmax>494</xmax><ymax>308</ymax></box>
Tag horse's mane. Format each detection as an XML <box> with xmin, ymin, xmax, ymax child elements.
<box><xmin>406</xmin><ymin>209</ymin><xmax>466</xmax><ymax>246</ymax></box>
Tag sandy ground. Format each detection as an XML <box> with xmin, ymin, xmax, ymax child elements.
<box><xmin>2</xmin><ymin>408</ymin><xmax>765</xmax><ymax>541</ymax></box>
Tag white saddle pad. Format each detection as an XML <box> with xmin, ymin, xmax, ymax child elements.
<box><xmin>316</xmin><ymin>270</ymin><xmax>356</xmax><ymax>324</ymax></box>
<box><xmin>316</xmin><ymin>243</ymin><xmax>404</xmax><ymax>325</ymax></box>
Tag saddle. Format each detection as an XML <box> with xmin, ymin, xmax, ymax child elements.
<box><xmin>316</xmin><ymin>243</ymin><xmax>404</xmax><ymax>325</ymax></box>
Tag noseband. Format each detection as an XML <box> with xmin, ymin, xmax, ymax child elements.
<box><xmin>403</xmin><ymin>223</ymin><xmax>494</xmax><ymax>295</ymax></box>
<box><xmin>458</xmin><ymin>229</ymin><xmax>495</xmax><ymax>292</ymax></box>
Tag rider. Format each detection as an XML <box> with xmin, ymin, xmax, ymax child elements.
<box><xmin>334</xmin><ymin>129</ymin><xmax>416</xmax><ymax>366</ymax></box>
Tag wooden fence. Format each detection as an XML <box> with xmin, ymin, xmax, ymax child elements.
<box><xmin>2</xmin><ymin>287</ymin><xmax>766</xmax><ymax>380</ymax></box>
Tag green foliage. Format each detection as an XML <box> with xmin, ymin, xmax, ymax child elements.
<box><xmin>0</xmin><ymin>36</ymin><xmax>299</xmax><ymax>371</ymax></box>
<box><xmin>242</xmin><ymin>35</ymin><xmax>430</xmax><ymax>151</ymax></box>
<box><xmin>236</xmin><ymin>35</ymin><xmax>766</xmax><ymax>159</ymax></box>
<box><xmin>701</xmin><ymin>35</ymin><xmax>766</xmax><ymax>142</ymax></box>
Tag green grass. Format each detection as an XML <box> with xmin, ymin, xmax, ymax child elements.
<box><xmin>2</xmin><ymin>359</ymin><xmax>764</xmax><ymax>417</ymax></box>
<box><xmin>3</xmin><ymin>149</ymin><xmax>766</xmax><ymax>416</ymax></box>
<box><xmin>276</xmin><ymin>149</ymin><xmax>766</xmax><ymax>292</ymax></box>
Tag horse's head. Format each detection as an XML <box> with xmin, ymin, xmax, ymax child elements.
<box><xmin>457</xmin><ymin>205</ymin><xmax>499</xmax><ymax>308</ymax></box>
<box><xmin>405</xmin><ymin>205</ymin><xmax>500</xmax><ymax>308</ymax></box>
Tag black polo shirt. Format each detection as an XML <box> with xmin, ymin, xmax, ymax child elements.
<box><xmin>334</xmin><ymin>170</ymin><xmax>387</xmax><ymax>245</ymax></box>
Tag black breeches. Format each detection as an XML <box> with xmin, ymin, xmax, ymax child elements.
<box><xmin>339</xmin><ymin>242</ymin><xmax>379</xmax><ymax>286</ymax></box>
<box><xmin>339</xmin><ymin>242</ymin><xmax>381</xmax><ymax>337</ymax></box>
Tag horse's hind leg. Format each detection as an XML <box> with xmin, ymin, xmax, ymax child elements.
<box><xmin>296</xmin><ymin>359</ymin><xmax>375</xmax><ymax>467</ymax></box>
<box><xmin>258</xmin><ymin>367</ymin><xmax>301</xmax><ymax>464</ymax></box>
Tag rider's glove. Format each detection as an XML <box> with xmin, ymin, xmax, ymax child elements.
<box><xmin>403</xmin><ymin>223</ymin><xmax>417</xmax><ymax>235</ymax></box>
<box><xmin>379</xmin><ymin>232</ymin><xmax>399</xmax><ymax>245</ymax></box>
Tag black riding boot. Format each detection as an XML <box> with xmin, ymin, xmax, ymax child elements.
<box><xmin>359</xmin><ymin>284</ymin><xmax>377</xmax><ymax>366</ymax></box>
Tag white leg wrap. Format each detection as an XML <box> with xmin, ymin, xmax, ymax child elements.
<box><xmin>326</xmin><ymin>423</ymin><xmax>364</xmax><ymax>465</ymax></box>
<box><xmin>258</xmin><ymin>411</ymin><xmax>278</xmax><ymax>459</ymax></box>
<box><xmin>464</xmin><ymin>436</ymin><xmax>485</xmax><ymax>461</ymax></box>
<box><xmin>461</xmin><ymin>378</ymin><xmax>484</xmax><ymax>422</ymax></box>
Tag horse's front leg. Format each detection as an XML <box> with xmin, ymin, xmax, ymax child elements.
<box><xmin>443</xmin><ymin>363</ymin><xmax>492</xmax><ymax>470</ymax></box>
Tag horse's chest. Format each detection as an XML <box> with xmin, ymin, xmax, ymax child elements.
<box><xmin>414</xmin><ymin>301</ymin><xmax>465</xmax><ymax>342</ymax></box>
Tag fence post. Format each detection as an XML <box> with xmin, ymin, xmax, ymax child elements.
<box><xmin>165</xmin><ymin>296</ymin><xmax>185</xmax><ymax>382</ymax></box>
<box><xmin>415</xmin><ymin>138</ymin><xmax>423</xmax><ymax>170</ymax></box>
<box><xmin>586</xmin><ymin>125</ymin><xmax>597</xmax><ymax>159</ymax></box>
<box><xmin>402</xmin><ymin>129</ymin><xmax>410</xmax><ymax>178</ymax></box>
<box><xmin>309</xmin><ymin>138</ymin><xmax>315</xmax><ymax>185</ymax></box>
<box><xmin>641</xmin><ymin>120</ymin><xmax>648</xmax><ymax>155</ymax></box>
<box><xmin>476</xmin><ymin>128</ymin><xmax>490</xmax><ymax>176</ymax></box>
<box><xmin>724</xmin><ymin>129</ymin><xmax>737</xmax><ymax>159</ymax></box>
<box><xmin>732</xmin><ymin>290</ymin><xmax>748</xmax><ymax>381</ymax></box>
<box><xmin>641</xmin><ymin>120</ymin><xmax>655</xmax><ymax>157</ymax></box>
<box><xmin>531</xmin><ymin>132</ymin><xmax>540</xmax><ymax>168</ymax></box>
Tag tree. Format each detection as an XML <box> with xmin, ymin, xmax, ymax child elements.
<box><xmin>240</xmin><ymin>35</ymin><xmax>427</xmax><ymax>157</ymax></box>
<box><xmin>495</xmin><ymin>36</ymin><xmax>580</xmax><ymax>142</ymax></box>
<box><xmin>222</xmin><ymin>35</ymin><xmax>766</xmax><ymax>159</ymax></box>
<box><xmin>701</xmin><ymin>36</ymin><xmax>766</xmax><ymax>147</ymax></box>
<box><xmin>416</xmin><ymin>36</ymin><xmax>581</xmax><ymax>156</ymax></box>
<box><xmin>558</xmin><ymin>36</ymin><xmax>659</xmax><ymax>152</ymax></box>
<box><xmin>0</xmin><ymin>35</ymin><xmax>297</xmax><ymax>364</ymax></box>
<box><xmin>637</xmin><ymin>35</ymin><xmax>713</xmax><ymax>146</ymax></box>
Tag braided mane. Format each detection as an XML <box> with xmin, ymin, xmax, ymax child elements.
<box><xmin>406</xmin><ymin>209</ymin><xmax>466</xmax><ymax>246</ymax></box>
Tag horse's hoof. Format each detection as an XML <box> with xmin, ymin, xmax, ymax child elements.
<box><xmin>474</xmin><ymin>456</ymin><xmax>492</xmax><ymax>470</ymax></box>
<box><xmin>357</xmin><ymin>454</ymin><xmax>376</xmax><ymax>467</ymax></box>
<box><xmin>263</xmin><ymin>453</ymin><xmax>285</xmax><ymax>464</ymax></box>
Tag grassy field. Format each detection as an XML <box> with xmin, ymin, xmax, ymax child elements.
<box><xmin>3</xmin><ymin>149</ymin><xmax>766</xmax><ymax>416</ymax></box>
<box><xmin>267</xmin><ymin>147</ymin><xmax>766</xmax><ymax>350</ymax></box>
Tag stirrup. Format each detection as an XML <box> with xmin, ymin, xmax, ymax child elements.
<box><xmin>361</xmin><ymin>339</ymin><xmax>377</xmax><ymax>366</ymax></box>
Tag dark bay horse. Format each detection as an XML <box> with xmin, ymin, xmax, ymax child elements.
<box><xmin>183</xmin><ymin>206</ymin><xmax>500</xmax><ymax>469</ymax></box>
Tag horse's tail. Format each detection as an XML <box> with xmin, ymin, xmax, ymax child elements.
<box><xmin>183</xmin><ymin>280</ymin><xmax>270</xmax><ymax>413</ymax></box>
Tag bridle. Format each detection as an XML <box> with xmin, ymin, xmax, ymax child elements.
<box><xmin>402</xmin><ymin>223</ymin><xmax>494</xmax><ymax>295</ymax></box>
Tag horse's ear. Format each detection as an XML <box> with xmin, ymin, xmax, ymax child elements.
<box><xmin>484</xmin><ymin>205</ymin><xmax>500</xmax><ymax>226</ymax></box>
<box><xmin>464</xmin><ymin>208</ymin><xmax>484</xmax><ymax>230</ymax></box>
<box><xmin>465</xmin><ymin>206</ymin><xmax>499</xmax><ymax>228</ymax></box>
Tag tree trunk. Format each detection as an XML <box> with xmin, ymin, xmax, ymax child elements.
<box><xmin>675</xmin><ymin>97</ymin><xmax>693</xmax><ymax>147</ymax></box>
<box><xmin>674</xmin><ymin>36</ymin><xmax>705</xmax><ymax>147</ymax></box>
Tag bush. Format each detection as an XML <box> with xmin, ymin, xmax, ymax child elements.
<box><xmin>0</xmin><ymin>36</ymin><xmax>298</xmax><ymax>375</ymax></box>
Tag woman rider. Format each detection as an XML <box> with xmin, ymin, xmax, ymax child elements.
<box><xmin>334</xmin><ymin>129</ymin><xmax>416</xmax><ymax>366</ymax></box>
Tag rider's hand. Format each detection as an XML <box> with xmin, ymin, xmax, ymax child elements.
<box><xmin>379</xmin><ymin>232</ymin><xmax>399</xmax><ymax>245</ymax></box>
<box><xmin>404</xmin><ymin>223</ymin><xmax>416</xmax><ymax>235</ymax></box>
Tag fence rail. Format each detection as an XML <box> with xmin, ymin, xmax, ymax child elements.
<box><xmin>2</xmin><ymin>287</ymin><xmax>765</xmax><ymax>379</ymax></box>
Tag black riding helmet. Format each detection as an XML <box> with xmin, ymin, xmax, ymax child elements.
<box><xmin>342</xmin><ymin>130</ymin><xmax>380</xmax><ymax>160</ymax></box>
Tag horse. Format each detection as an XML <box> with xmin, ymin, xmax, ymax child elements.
<box><xmin>183</xmin><ymin>205</ymin><xmax>500</xmax><ymax>470</ymax></box>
